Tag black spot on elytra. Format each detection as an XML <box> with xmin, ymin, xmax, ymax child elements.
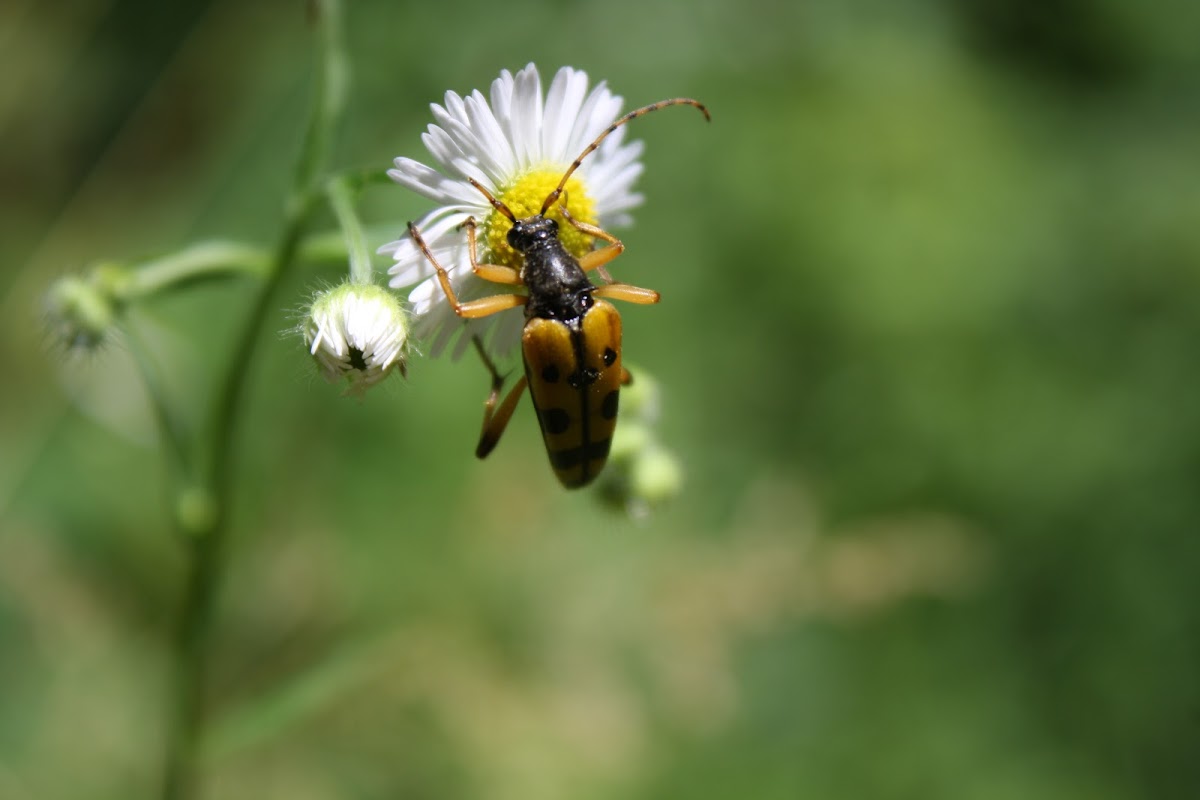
<box><xmin>549</xmin><ymin>438</ymin><xmax>612</xmax><ymax>469</ymax></box>
<box><xmin>568</xmin><ymin>367</ymin><xmax>600</xmax><ymax>389</ymax></box>
<box><xmin>541</xmin><ymin>364</ymin><xmax>560</xmax><ymax>383</ymax></box>
<box><xmin>602</xmin><ymin>347</ymin><xmax>617</xmax><ymax>367</ymax></box>
<box><xmin>541</xmin><ymin>408</ymin><xmax>571</xmax><ymax>435</ymax></box>
<box><xmin>601</xmin><ymin>390</ymin><xmax>619</xmax><ymax>420</ymax></box>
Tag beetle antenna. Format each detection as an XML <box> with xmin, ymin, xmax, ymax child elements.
<box><xmin>468</xmin><ymin>177</ymin><xmax>516</xmax><ymax>222</ymax></box>
<box><xmin>540</xmin><ymin>98</ymin><xmax>710</xmax><ymax>216</ymax></box>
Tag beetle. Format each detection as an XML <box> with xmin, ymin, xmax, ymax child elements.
<box><xmin>408</xmin><ymin>97</ymin><xmax>709</xmax><ymax>488</ymax></box>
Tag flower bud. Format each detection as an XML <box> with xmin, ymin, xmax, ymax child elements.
<box><xmin>44</xmin><ymin>265</ymin><xmax>129</xmax><ymax>350</ymax></box>
<box><xmin>303</xmin><ymin>282</ymin><xmax>409</xmax><ymax>396</ymax></box>
<box><xmin>629</xmin><ymin>444</ymin><xmax>684</xmax><ymax>507</ymax></box>
<box><xmin>597</xmin><ymin>424</ymin><xmax>684</xmax><ymax>520</ymax></box>
<box><xmin>617</xmin><ymin>365</ymin><xmax>661</xmax><ymax>422</ymax></box>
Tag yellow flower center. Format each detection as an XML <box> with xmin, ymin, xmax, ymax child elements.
<box><xmin>482</xmin><ymin>170</ymin><xmax>597</xmax><ymax>270</ymax></box>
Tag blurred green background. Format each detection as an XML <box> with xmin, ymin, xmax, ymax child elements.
<box><xmin>3</xmin><ymin>0</ymin><xmax>1200</xmax><ymax>797</ymax></box>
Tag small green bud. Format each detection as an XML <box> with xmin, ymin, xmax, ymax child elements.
<box><xmin>596</xmin><ymin>439</ymin><xmax>684</xmax><ymax>519</ymax></box>
<box><xmin>176</xmin><ymin>485</ymin><xmax>218</xmax><ymax>536</ymax></box>
<box><xmin>608</xmin><ymin>420</ymin><xmax>652</xmax><ymax>464</ymax></box>
<box><xmin>629</xmin><ymin>445</ymin><xmax>684</xmax><ymax>507</ymax></box>
<box><xmin>91</xmin><ymin>263</ymin><xmax>133</xmax><ymax>300</ymax></box>
<box><xmin>593</xmin><ymin>365</ymin><xmax>681</xmax><ymax>518</ymax></box>
<box><xmin>45</xmin><ymin>266</ymin><xmax>128</xmax><ymax>350</ymax></box>
<box><xmin>616</xmin><ymin>364</ymin><xmax>660</xmax><ymax>422</ymax></box>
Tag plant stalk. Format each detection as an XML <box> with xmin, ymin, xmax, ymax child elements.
<box><xmin>159</xmin><ymin>1</ymin><xmax>345</xmax><ymax>797</ymax></box>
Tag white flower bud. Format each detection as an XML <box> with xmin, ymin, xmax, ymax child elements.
<box><xmin>303</xmin><ymin>282</ymin><xmax>409</xmax><ymax>396</ymax></box>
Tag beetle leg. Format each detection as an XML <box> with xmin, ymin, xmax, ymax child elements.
<box><xmin>621</xmin><ymin>367</ymin><xmax>633</xmax><ymax>385</ymax></box>
<box><xmin>593</xmin><ymin>282</ymin><xmax>660</xmax><ymax>305</ymax></box>
<box><xmin>471</xmin><ymin>336</ymin><xmax>527</xmax><ymax>459</ymax></box>
<box><xmin>455</xmin><ymin>293</ymin><xmax>528</xmax><ymax>318</ymax></box>
<box><xmin>409</xmin><ymin>221</ymin><xmax>527</xmax><ymax>318</ymax></box>
<box><xmin>559</xmin><ymin>205</ymin><xmax>625</xmax><ymax>274</ymax></box>
<box><xmin>476</xmin><ymin>376</ymin><xmax>528</xmax><ymax>458</ymax></box>
<box><xmin>460</xmin><ymin>216</ymin><xmax>523</xmax><ymax>285</ymax></box>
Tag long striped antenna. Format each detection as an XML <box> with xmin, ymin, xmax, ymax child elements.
<box><xmin>539</xmin><ymin>98</ymin><xmax>710</xmax><ymax>216</ymax></box>
<box><xmin>467</xmin><ymin>177</ymin><xmax>516</xmax><ymax>222</ymax></box>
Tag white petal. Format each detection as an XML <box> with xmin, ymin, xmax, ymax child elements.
<box><xmin>424</xmin><ymin>312</ymin><xmax>460</xmax><ymax>356</ymax></box>
<box><xmin>448</xmin><ymin>156</ymin><xmax>496</xmax><ymax>193</ymax></box>
<box><xmin>378</xmin><ymin>205</ymin><xmax>460</xmax><ymax>256</ymax></box>
<box><xmin>595</xmin><ymin>117</ymin><xmax>629</xmax><ymax>163</ymax></box>
<box><xmin>605</xmin><ymin>211</ymin><xmax>635</xmax><ymax>228</ymax></box>
<box><xmin>580</xmin><ymin>90</ymin><xmax>625</xmax><ymax>157</ymax></box>
<box><xmin>592</xmin><ymin>163</ymin><xmax>646</xmax><ymax>211</ymax></box>
<box><xmin>567</xmin><ymin>79</ymin><xmax>612</xmax><ymax>157</ymax></box>
<box><xmin>450</xmin><ymin>325</ymin><xmax>476</xmax><ymax>359</ymax></box>
<box><xmin>585</xmin><ymin>139</ymin><xmax>644</xmax><ymax>195</ymax></box>
<box><xmin>488</xmin><ymin>306</ymin><xmax>526</xmax><ymax>358</ymax></box>
<box><xmin>388</xmin><ymin>158</ymin><xmax>481</xmax><ymax>205</ymax></box>
<box><xmin>385</xmin><ymin>210</ymin><xmax>473</xmax><ymax>287</ymax></box>
<box><xmin>543</xmin><ymin>67</ymin><xmax>588</xmax><ymax>162</ymax></box>
<box><xmin>490</xmin><ymin>69</ymin><xmax>516</xmax><ymax>145</ymax></box>
<box><xmin>430</xmin><ymin>104</ymin><xmax>490</xmax><ymax>169</ymax></box>
<box><xmin>465</xmin><ymin>89</ymin><xmax>516</xmax><ymax>180</ymax></box>
<box><xmin>512</xmin><ymin>64</ymin><xmax>544</xmax><ymax>169</ymax></box>
<box><xmin>421</xmin><ymin>124</ymin><xmax>468</xmax><ymax>175</ymax></box>
<box><xmin>599</xmin><ymin>189</ymin><xmax>645</xmax><ymax>218</ymax></box>
<box><xmin>441</xmin><ymin>91</ymin><xmax>470</xmax><ymax>126</ymax></box>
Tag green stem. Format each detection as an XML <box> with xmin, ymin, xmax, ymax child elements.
<box><xmin>326</xmin><ymin>175</ymin><xmax>374</xmax><ymax>284</ymax></box>
<box><xmin>115</xmin><ymin>220</ymin><xmax>399</xmax><ymax>302</ymax></box>
<box><xmin>125</xmin><ymin>242</ymin><xmax>270</xmax><ymax>299</ymax></box>
<box><xmin>298</xmin><ymin>221</ymin><xmax>399</xmax><ymax>264</ymax></box>
<box><xmin>160</xmin><ymin>212</ymin><xmax>311</xmax><ymax>800</ymax></box>
<box><xmin>289</xmin><ymin>0</ymin><xmax>347</xmax><ymax>209</ymax></box>
<box><xmin>123</xmin><ymin>318</ymin><xmax>191</xmax><ymax>479</ymax></box>
<box><xmin>160</xmin><ymin>1</ymin><xmax>346</xmax><ymax>798</ymax></box>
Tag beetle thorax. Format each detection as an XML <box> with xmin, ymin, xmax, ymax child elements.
<box><xmin>513</xmin><ymin>216</ymin><xmax>594</xmax><ymax>322</ymax></box>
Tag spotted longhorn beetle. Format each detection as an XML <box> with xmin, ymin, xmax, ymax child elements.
<box><xmin>408</xmin><ymin>97</ymin><xmax>709</xmax><ymax>487</ymax></box>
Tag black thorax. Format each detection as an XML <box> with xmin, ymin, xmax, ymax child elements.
<box><xmin>508</xmin><ymin>217</ymin><xmax>594</xmax><ymax>323</ymax></box>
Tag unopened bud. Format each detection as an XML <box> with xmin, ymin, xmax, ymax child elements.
<box><xmin>303</xmin><ymin>282</ymin><xmax>409</xmax><ymax>396</ymax></box>
<box><xmin>45</xmin><ymin>266</ymin><xmax>129</xmax><ymax>350</ymax></box>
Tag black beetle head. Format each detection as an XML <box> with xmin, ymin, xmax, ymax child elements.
<box><xmin>507</xmin><ymin>216</ymin><xmax>558</xmax><ymax>253</ymax></box>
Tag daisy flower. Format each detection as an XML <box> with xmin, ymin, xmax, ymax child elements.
<box><xmin>303</xmin><ymin>282</ymin><xmax>409</xmax><ymax>396</ymax></box>
<box><xmin>379</xmin><ymin>64</ymin><xmax>648</xmax><ymax>359</ymax></box>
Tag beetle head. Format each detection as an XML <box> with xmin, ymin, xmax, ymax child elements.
<box><xmin>507</xmin><ymin>216</ymin><xmax>558</xmax><ymax>253</ymax></box>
